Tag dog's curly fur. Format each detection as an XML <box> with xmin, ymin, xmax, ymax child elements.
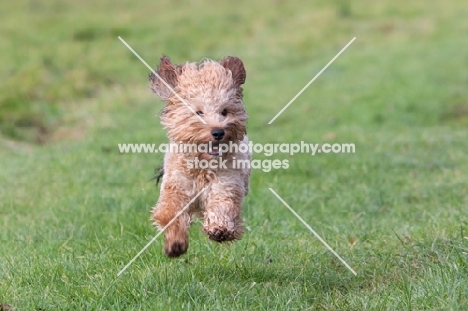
<box><xmin>149</xmin><ymin>56</ymin><xmax>251</xmax><ymax>257</ymax></box>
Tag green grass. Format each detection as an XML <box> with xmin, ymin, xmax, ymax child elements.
<box><xmin>1</xmin><ymin>0</ymin><xmax>468</xmax><ymax>309</ymax></box>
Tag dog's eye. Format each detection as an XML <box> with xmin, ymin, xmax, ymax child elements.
<box><xmin>196</xmin><ymin>111</ymin><xmax>204</xmax><ymax>115</ymax></box>
<box><xmin>221</xmin><ymin>109</ymin><xmax>228</xmax><ymax>116</ymax></box>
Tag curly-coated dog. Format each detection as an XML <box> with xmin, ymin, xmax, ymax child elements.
<box><xmin>149</xmin><ymin>56</ymin><xmax>250</xmax><ymax>257</ymax></box>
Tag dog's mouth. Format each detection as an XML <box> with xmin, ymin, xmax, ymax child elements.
<box><xmin>208</xmin><ymin>142</ymin><xmax>220</xmax><ymax>156</ymax></box>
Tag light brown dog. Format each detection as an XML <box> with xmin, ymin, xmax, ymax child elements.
<box><xmin>149</xmin><ymin>56</ymin><xmax>251</xmax><ymax>257</ymax></box>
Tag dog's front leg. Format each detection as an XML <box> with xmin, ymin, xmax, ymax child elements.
<box><xmin>152</xmin><ymin>186</ymin><xmax>193</xmax><ymax>257</ymax></box>
<box><xmin>202</xmin><ymin>182</ymin><xmax>245</xmax><ymax>242</ymax></box>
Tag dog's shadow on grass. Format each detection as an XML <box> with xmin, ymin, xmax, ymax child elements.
<box><xmin>157</xmin><ymin>226</ymin><xmax>369</xmax><ymax>295</ymax></box>
<box><xmin>188</xmin><ymin>253</ymin><xmax>366</xmax><ymax>296</ymax></box>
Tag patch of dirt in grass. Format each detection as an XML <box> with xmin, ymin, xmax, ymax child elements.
<box><xmin>49</xmin><ymin>126</ymin><xmax>86</xmax><ymax>142</ymax></box>
<box><xmin>439</xmin><ymin>103</ymin><xmax>468</xmax><ymax>124</ymax></box>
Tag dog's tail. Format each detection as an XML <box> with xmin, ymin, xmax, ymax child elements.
<box><xmin>151</xmin><ymin>164</ymin><xmax>164</xmax><ymax>186</ymax></box>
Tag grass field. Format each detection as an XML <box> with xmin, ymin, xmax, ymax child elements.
<box><xmin>1</xmin><ymin>0</ymin><xmax>468</xmax><ymax>309</ymax></box>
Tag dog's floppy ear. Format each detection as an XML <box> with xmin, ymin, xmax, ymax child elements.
<box><xmin>221</xmin><ymin>56</ymin><xmax>246</xmax><ymax>86</ymax></box>
<box><xmin>149</xmin><ymin>56</ymin><xmax>179</xmax><ymax>99</ymax></box>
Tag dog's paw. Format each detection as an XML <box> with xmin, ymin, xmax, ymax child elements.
<box><xmin>164</xmin><ymin>240</ymin><xmax>188</xmax><ymax>257</ymax></box>
<box><xmin>206</xmin><ymin>226</ymin><xmax>239</xmax><ymax>243</ymax></box>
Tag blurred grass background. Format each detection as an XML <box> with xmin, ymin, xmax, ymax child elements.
<box><xmin>2</xmin><ymin>0</ymin><xmax>467</xmax><ymax>144</ymax></box>
<box><xmin>1</xmin><ymin>0</ymin><xmax>467</xmax><ymax>309</ymax></box>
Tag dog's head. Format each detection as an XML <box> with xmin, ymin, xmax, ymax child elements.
<box><xmin>149</xmin><ymin>56</ymin><xmax>247</xmax><ymax>158</ymax></box>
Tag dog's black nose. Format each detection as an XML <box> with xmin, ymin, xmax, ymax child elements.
<box><xmin>211</xmin><ymin>129</ymin><xmax>225</xmax><ymax>141</ymax></box>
